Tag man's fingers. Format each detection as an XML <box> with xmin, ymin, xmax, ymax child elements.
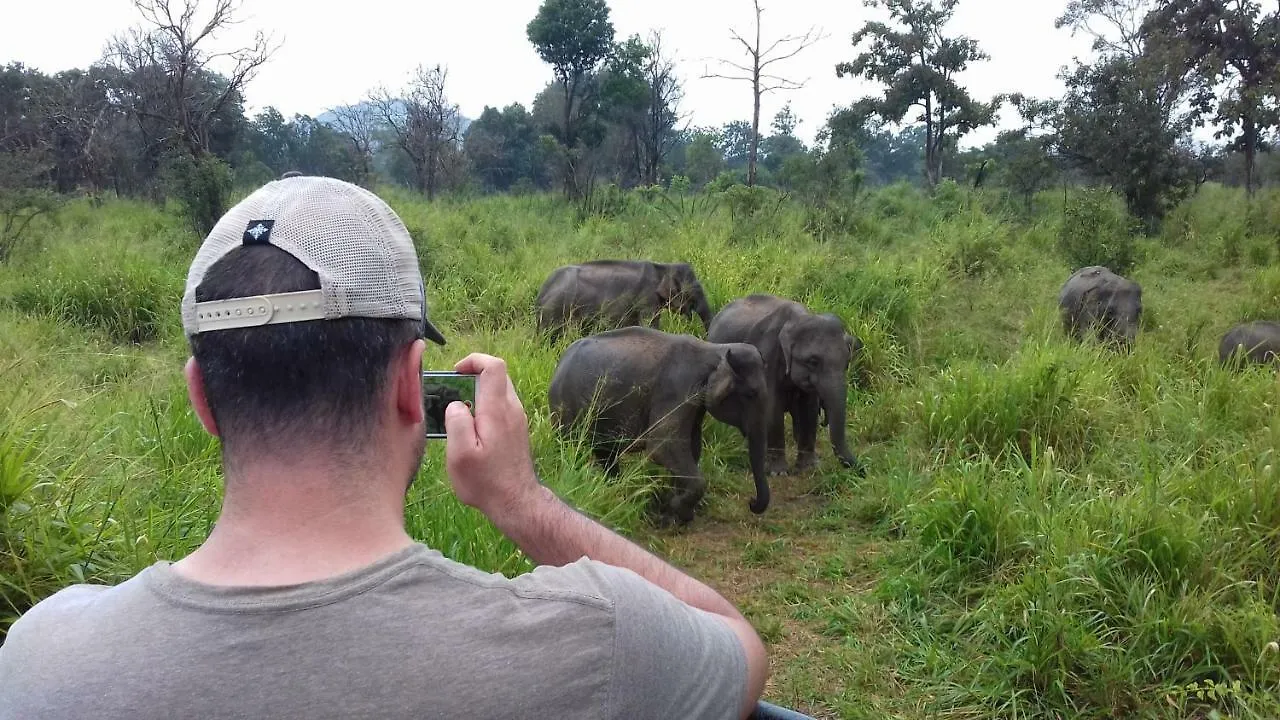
<box><xmin>454</xmin><ymin>353</ymin><xmax>501</xmax><ymax>375</ymax></box>
<box><xmin>443</xmin><ymin>401</ymin><xmax>479</xmax><ymax>451</ymax></box>
<box><xmin>454</xmin><ymin>354</ymin><xmax>515</xmax><ymax>412</ymax></box>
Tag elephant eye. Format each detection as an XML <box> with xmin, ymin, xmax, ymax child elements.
<box><xmin>805</xmin><ymin>357</ymin><xmax>821</xmax><ymax>368</ymax></box>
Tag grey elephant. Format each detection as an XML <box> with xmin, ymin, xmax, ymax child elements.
<box><xmin>422</xmin><ymin>383</ymin><xmax>463</xmax><ymax>435</ymax></box>
<box><xmin>1059</xmin><ymin>266</ymin><xmax>1143</xmax><ymax>348</ymax></box>
<box><xmin>1219</xmin><ymin>321</ymin><xmax>1280</xmax><ymax>367</ymax></box>
<box><xmin>548</xmin><ymin>327</ymin><xmax>771</xmax><ymax>524</ymax></box>
<box><xmin>707</xmin><ymin>294</ymin><xmax>864</xmax><ymax>477</ymax></box>
<box><xmin>536</xmin><ymin>260</ymin><xmax>713</xmax><ymax>342</ymax></box>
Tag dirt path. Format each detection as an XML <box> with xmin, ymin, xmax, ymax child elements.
<box><xmin>645</xmin><ymin>474</ymin><xmax>907</xmax><ymax>720</ymax></box>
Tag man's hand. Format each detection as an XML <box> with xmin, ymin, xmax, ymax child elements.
<box><xmin>443</xmin><ymin>353</ymin><xmax>542</xmax><ymax>520</ymax></box>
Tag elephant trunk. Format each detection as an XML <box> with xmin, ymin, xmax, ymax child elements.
<box><xmin>745</xmin><ymin>419</ymin><xmax>770</xmax><ymax>514</ymax></box>
<box><xmin>690</xmin><ymin>286</ymin><xmax>713</xmax><ymax>331</ymax></box>
<box><xmin>820</xmin><ymin>378</ymin><xmax>863</xmax><ymax>476</ymax></box>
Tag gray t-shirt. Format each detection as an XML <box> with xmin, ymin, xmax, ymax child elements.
<box><xmin>0</xmin><ymin>543</ymin><xmax>747</xmax><ymax>719</ymax></box>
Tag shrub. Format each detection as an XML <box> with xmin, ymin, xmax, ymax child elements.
<box><xmin>920</xmin><ymin>345</ymin><xmax>1101</xmax><ymax>463</ymax></box>
<box><xmin>1058</xmin><ymin>188</ymin><xmax>1137</xmax><ymax>274</ymax></box>
<box><xmin>11</xmin><ymin>250</ymin><xmax>179</xmax><ymax>344</ymax></box>
<box><xmin>164</xmin><ymin>153</ymin><xmax>233</xmax><ymax>236</ymax></box>
<box><xmin>940</xmin><ymin>210</ymin><xmax>1007</xmax><ymax>278</ymax></box>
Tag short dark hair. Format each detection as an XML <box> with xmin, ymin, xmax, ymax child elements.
<box><xmin>190</xmin><ymin>244</ymin><xmax>421</xmax><ymax>459</ymax></box>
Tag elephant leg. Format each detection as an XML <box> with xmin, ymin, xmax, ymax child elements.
<box><xmin>649</xmin><ymin>435</ymin><xmax>705</xmax><ymax>525</ymax></box>
<box><xmin>691</xmin><ymin>420</ymin><xmax>703</xmax><ymax>464</ymax></box>
<box><xmin>792</xmin><ymin>393</ymin><xmax>821</xmax><ymax>473</ymax></box>
<box><xmin>766</xmin><ymin>405</ymin><xmax>789</xmax><ymax>476</ymax></box>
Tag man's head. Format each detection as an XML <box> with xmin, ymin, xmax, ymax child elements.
<box><xmin>182</xmin><ymin>177</ymin><xmax>445</xmax><ymax>480</ymax></box>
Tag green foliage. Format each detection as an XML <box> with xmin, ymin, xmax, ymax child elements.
<box><xmin>164</xmin><ymin>153</ymin><xmax>233</xmax><ymax>236</ymax></box>
<box><xmin>1058</xmin><ymin>188</ymin><xmax>1138</xmax><ymax>273</ymax></box>
<box><xmin>5</xmin><ymin>185</ymin><xmax>1280</xmax><ymax>717</ymax></box>
<box><xmin>10</xmin><ymin>239</ymin><xmax>180</xmax><ymax>344</ymax></box>
<box><xmin>526</xmin><ymin>0</ymin><xmax>615</xmax><ymax>149</ymax></box>
<box><xmin>920</xmin><ymin>344</ymin><xmax>1101</xmax><ymax>464</ymax></box>
<box><xmin>684</xmin><ymin>132</ymin><xmax>725</xmax><ymax>187</ymax></box>
<box><xmin>0</xmin><ymin>188</ymin><xmax>60</xmax><ymax>263</ymax></box>
<box><xmin>835</xmin><ymin>0</ymin><xmax>1001</xmax><ymax>186</ymax></box>
<box><xmin>1052</xmin><ymin>55</ymin><xmax>1197</xmax><ymax>228</ymax></box>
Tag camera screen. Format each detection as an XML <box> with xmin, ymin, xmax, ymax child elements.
<box><xmin>421</xmin><ymin>373</ymin><xmax>476</xmax><ymax>437</ymax></box>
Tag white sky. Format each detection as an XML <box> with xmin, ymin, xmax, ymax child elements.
<box><xmin>3</xmin><ymin>0</ymin><xmax>1098</xmax><ymax>147</ymax></box>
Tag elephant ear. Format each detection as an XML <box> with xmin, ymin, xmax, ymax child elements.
<box><xmin>845</xmin><ymin>333</ymin><xmax>860</xmax><ymax>355</ymax></box>
<box><xmin>705</xmin><ymin>352</ymin><xmax>736</xmax><ymax>407</ymax></box>
<box><xmin>778</xmin><ymin>320</ymin><xmax>798</xmax><ymax>376</ymax></box>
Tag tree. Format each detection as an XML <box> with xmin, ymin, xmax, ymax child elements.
<box><xmin>719</xmin><ymin>120</ymin><xmax>758</xmax><ymax>169</ymax></box>
<box><xmin>370</xmin><ymin>65</ymin><xmax>463</xmax><ymax>199</ymax></box>
<box><xmin>837</xmin><ymin>0</ymin><xmax>1000</xmax><ymax>188</ymax></box>
<box><xmin>527</xmin><ymin>0</ymin><xmax>615</xmax><ymax>194</ymax></box>
<box><xmin>1147</xmin><ymin>0</ymin><xmax>1280</xmax><ymax>195</ymax></box>
<box><xmin>638</xmin><ymin>31</ymin><xmax>684</xmax><ymax>185</ymax></box>
<box><xmin>105</xmin><ymin>0</ymin><xmax>275</xmax><ymax>159</ymax></box>
<box><xmin>703</xmin><ymin>0</ymin><xmax>822</xmax><ymax>186</ymax></box>
<box><xmin>1050</xmin><ymin>57</ymin><xmax>1198</xmax><ymax>227</ymax></box>
<box><xmin>684</xmin><ymin>131</ymin><xmax>725</xmax><ymax>186</ymax></box>
<box><xmin>464</xmin><ymin>104</ymin><xmax>545</xmax><ymax>192</ymax></box>
<box><xmin>760</xmin><ymin>102</ymin><xmax>806</xmax><ymax>174</ymax></box>
<box><xmin>1048</xmin><ymin>0</ymin><xmax>1204</xmax><ymax>226</ymax></box>
<box><xmin>328</xmin><ymin>102</ymin><xmax>381</xmax><ymax>186</ymax></box>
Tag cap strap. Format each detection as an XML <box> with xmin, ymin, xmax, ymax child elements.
<box><xmin>193</xmin><ymin>289</ymin><xmax>326</xmax><ymax>333</ymax></box>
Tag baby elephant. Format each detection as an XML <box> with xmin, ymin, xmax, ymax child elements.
<box><xmin>708</xmin><ymin>294</ymin><xmax>864</xmax><ymax>477</ymax></box>
<box><xmin>1219</xmin><ymin>321</ymin><xmax>1280</xmax><ymax>367</ymax></box>
<box><xmin>548</xmin><ymin>327</ymin><xmax>771</xmax><ymax>524</ymax></box>
<box><xmin>536</xmin><ymin>260</ymin><xmax>713</xmax><ymax>342</ymax></box>
<box><xmin>1059</xmin><ymin>266</ymin><xmax>1143</xmax><ymax>348</ymax></box>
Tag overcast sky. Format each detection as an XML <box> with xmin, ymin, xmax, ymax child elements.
<box><xmin>3</xmin><ymin>0</ymin><xmax>1098</xmax><ymax>147</ymax></box>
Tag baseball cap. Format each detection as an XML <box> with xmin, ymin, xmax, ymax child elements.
<box><xmin>180</xmin><ymin>176</ymin><xmax>446</xmax><ymax>345</ymax></box>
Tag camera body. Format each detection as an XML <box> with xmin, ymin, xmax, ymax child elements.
<box><xmin>421</xmin><ymin>371</ymin><xmax>477</xmax><ymax>438</ymax></box>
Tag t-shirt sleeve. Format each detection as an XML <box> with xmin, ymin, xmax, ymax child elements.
<box><xmin>597</xmin><ymin>563</ymin><xmax>749</xmax><ymax>720</ymax></box>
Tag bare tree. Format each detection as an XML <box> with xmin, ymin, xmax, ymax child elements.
<box><xmin>702</xmin><ymin>0</ymin><xmax>823</xmax><ymax>186</ymax></box>
<box><xmin>639</xmin><ymin>31</ymin><xmax>685</xmax><ymax>186</ymax></box>
<box><xmin>369</xmin><ymin>65</ymin><xmax>462</xmax><ymax>200</ymax></box>
<box><xmin>105</xmin><ymin>0</ymin><xmax>276</xmax><ymax>157</ymax></box>
<box><xmin>328</xmin><ymin>102</ymin><xmax>380</xmax><ymax>186</ymax></box>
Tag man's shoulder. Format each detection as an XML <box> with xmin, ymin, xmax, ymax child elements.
<box><xmin>12</xmin><ymin>582</ymin><xmax>114</xmax><ymax>627</ymax></box>
<box><xmin>423</xmin><ymin>550</ymin><xmax>635</xmax><ymax>615</ymax></box>
<box><xmin>2</xmin><ymin>578</ymin><xmax>135</xmax><ymax>661</ymax></box>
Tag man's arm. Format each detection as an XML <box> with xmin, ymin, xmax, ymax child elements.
<box><xmin>443</xmin><ymin>353</ymin><xmax>767</xmax><ymax>719</ymax></box>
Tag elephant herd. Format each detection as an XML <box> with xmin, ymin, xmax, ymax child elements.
<box><xmin>1057</xmin><ymin>265</ymin><xmax>1280</xmax><ymax>366</ymax></box>
<box><xmin>537</xmin><ymin>259</ymin><xmax>1280</xmax><ymax>525</ymax></box>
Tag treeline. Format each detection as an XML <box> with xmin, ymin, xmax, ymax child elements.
<box><xmin>1</xmin><ymin>0</ymin><xmax>1278</xmax><ymax>241</ymax></box>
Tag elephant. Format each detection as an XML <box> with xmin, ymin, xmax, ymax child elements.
<box><xmin>548</xmin><ymin>327</ymin><xmax>771</xmax><ymax>524</ymax></box>
<box><xmin>422</xmin><ymin>383</ymin><xmax>463</xmax><ymax>435</ymax></box>
<box><xmin>536</xmin><ymin>260</ymin><xmax>713</xmax><ymax>342</ymax></box>
<box><xmin>1219</xmin><ymin>321</ymin><xmax>1280</xmax><ymax>367</ymax></box>
<box><xmin>1058</xmin><ymin>266</ymin><xmax>1143</xmax><ymax>348</ymax></box>
<box><xmin>707</xmin><ymin>294</ymin><xmax>864</xmax><ymax>477</ymax></box>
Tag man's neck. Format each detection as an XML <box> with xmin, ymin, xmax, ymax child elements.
<box><xmin>173</xmin><ymin>458</ymin><xmax>414</xmax><ymax>587</ymax></box>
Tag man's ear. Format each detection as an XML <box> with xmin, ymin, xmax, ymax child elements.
<box><xmin>394</xmin><ymin>339</ymin><xmax>428</xmax><ymax>427</ymax></box>
<box><xmin>184</xmin><ymin>357</ymin><xmax>219</xmax><ymax>437</ymax></box>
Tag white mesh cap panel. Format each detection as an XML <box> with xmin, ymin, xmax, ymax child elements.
<box><xmin>181</xmin><ymin>177</ymin><xmax>427</xmax><ymax>338</ymax></box>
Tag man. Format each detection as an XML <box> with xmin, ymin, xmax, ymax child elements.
<box><xmin>0</xmin><ymin>177</ymin><xmax>767</xmax><ymax>719</ymax></box>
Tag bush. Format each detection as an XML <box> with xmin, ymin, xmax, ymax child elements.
<box><xmin>164</xmin><ymin>153</ymin><xmax>232</xmax><ymax>236</ymax></box>
<box><xmin>0</xmin><ymin>188</ymin><xmax>61</xmax><ymax>264</ymax></box>
<box><xmin>11</xmin><ymin>250</ymin><xmax>179</xmax><ymax>344</ymax></box>
<box><xmin>940</xmin><ymin>210</ymin><xmax>1007</xmax><ymax>278</ymax></box>
<box><xmin>920</xmin><ymin>345</ymin><xmax>1103</xmax><ymax>464</ymax></box>
<box><xmin>1058</xmin><ymin>188</ymin><xmax>1138</xmax><ymax>274</ymax></box>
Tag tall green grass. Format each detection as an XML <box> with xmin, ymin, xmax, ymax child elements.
<box><xmin>3</xmin><ymin>184</ymin><xmax>1280</xmax><ymax>717</ymax></box>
